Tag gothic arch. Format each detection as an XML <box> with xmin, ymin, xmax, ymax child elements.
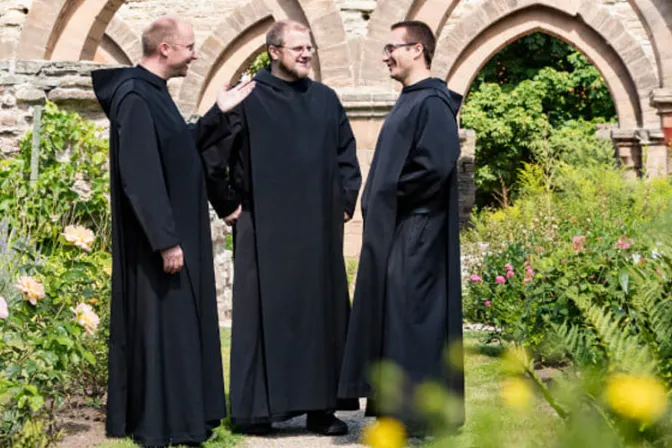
<box><xmin>357</xmin><ymin>0</ymin><xmax>459</xmax><ymax>85</ymax></box>
<box><xmin>18</xmin><ymin>0</ymin><xmax>125</xmax><ymax>61</ymax></box>
<box><xmin>431</xmin><ymin>1</ymin><xmax>660</xmax><ymax>128</ymax></box>
<box><xmin>627</xmin><ymin>0</ymin><xmax>672</xmax><ymax>88</ymax></box>
<box><xmin>176</xmin><ymin>0</ymin><xmax>353</xmax><ymax>114</ymax></box>
<box><xmin>17</xmin><ymin>0</ymin><xmax>352</xmax><ymax>81</ymax></box>
<box><xmin>443</xmin><ymin>7</ymin><xmax>641</xmax><ymax>129</ymax></box>
<box><xmin>93</xmin><ymin>15</ymin><xmax>142</xmax><ymax>65</ymax></box>
<box><xmin>176</xmin><ymin>0</ymin><xmax>275</xmax><ymax>115</ymax></box>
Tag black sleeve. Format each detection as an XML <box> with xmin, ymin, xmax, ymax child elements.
<box><xmin>398</xmin><ymin>96</ymin><xmax>460</xmax><ymax>200</ymax></box>
<box><xmin>200</xmin><ymin>105</ymin><xmax>245</xmax><ymax>218</ymax></box>
<box><xmin>336</xmin><ymin>100</ymin><xmax>362</xmax><ymax>216</ymax></box>
<box><xmin>117</xmin><ymin>94</ymin><xmax>180</xmax><ymax>252</ymax></box>
<box><xmin>188</xmin><ymin>103</ymin><xmax>231</xmax><ymax>152</ymax></box>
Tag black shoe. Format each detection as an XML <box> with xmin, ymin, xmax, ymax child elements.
<box><xmin>306</xmin><ymin>412</ymin><xmax>348</xmax><ymax>436</ymax></box>
<box><xmin>232</xmin><ymin>423</ymin><xmax>273</xmax><ymax>435</ymax></box>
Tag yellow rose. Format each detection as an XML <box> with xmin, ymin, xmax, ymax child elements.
<box><xmin>71</xmin><ymin>303</ymin><xmax>100</xmax><ymax>335</ymax></box>
<box><xmin>500</xmin><ymin>377</ymin><xmax>534</xmax><ymax>411</ymax></box>
<box><xmin>362</xmin><ymin>418</ymin><xmax>407</xmax><ymax>448</ymax></box>
<box><xmin>605</xmin><ymin>374</ymin><xmax>667</xmax><ymax>423</ymax></box>
<box><xmin>63</xmin><ymin>225</ymin><xmax>95</xmax><ymax>252</ymax></box>
<box><xmin>14</xmin><ymin>276</ymin><xmax>45</xmax><ymax>305</ymax></box>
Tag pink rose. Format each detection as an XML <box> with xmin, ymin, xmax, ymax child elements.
<box><xmin>506</xmin><ymin>270</ymin><xmax>515</xmax><ymax>279</ymax></box>
<box><xmin>617</xmin><ymin>237</ymin><xmax>633</xmax><ymax>249</ymax></box>
<box><xmin>523</xmin><ymin>277</ymin><xmax>532</xmax><ymax>284</ymax></box>
<box><xmin>526</xmin><ymin>268</ymin><xmax>534</xmax><ymax>276</ymax></box>
<box><xmin>505</xmin><ymin>263</ymin><xmax>513</xmax><ymax>271</ymax></box>
<box><xmin>496</xmin><ymin>276</ymin><xmax>506</xmax><ymax>284</ymax></box>
<box><xmin>470</xmin><ymin>274</ymin><xmax>483</xmax><ymax>283</ymax></box>
<box><xmin>484</xmin><ymin>301</ymin><xmax>492</xmax><ymax>307</ymax></box>
<box><xmin>573</xmin><ymin>236</ymin><xmax>586</xmax><ymax>252</ymax></box>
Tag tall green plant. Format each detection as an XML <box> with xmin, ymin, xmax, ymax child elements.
<box><xmin>0</xmin><ymin>102</ymin><xmax>110</xmax><ymax>252</ymax></box>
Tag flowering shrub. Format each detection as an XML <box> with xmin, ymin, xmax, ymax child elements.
<box><xmin>0</xmin><ymin>105</ymin><xmax>112</xmax><ymax>447</ymax></box>
<box><xmin>0</xmin><ymin>102</ymin><xmax>110</xmax><ymax>251</ymax></box>
<box><xmin>0</xmin><ymin>222</ymin><xmax>109</xmax><ymax>447</ymax></box>
<box><xmin>462</xmin><ymin>162</ymin><xmax>672</xmax><ymax>363</ymax></box>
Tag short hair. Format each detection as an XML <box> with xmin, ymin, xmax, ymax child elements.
<box><xmin>141</xmin><ymin>17</ymin><xmax>181</xmax><ymax>57</ymax></box>
<box><xmin>266</xmin><ymin>20</ymin><xmax>310</xmax><ymax>49</ymax></box>
<box><xmin>391</xmin><ymin>21</ymin><xmax>436</xmax><ymax>68</ymax></box>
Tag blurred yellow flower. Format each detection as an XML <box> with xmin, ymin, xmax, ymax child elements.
<box><xmin>501</xmin><ymin>346</ymin><xmax>529</xmax><ymax>374</ymax></box>
<box><xmin>605</xmin><ymin>374</ymin><xmax>667</xmax><ymax>423</ymax></box>
<box><xmin>362</xmin><ymin>418</ymin><xmax>407</xmax><ymax>448</ymax></box>
<box><xmin>500</xmin><ymin>377</ymin><xmax>534</xmax><ymax>411</ymax></box>
<box><xmin>446</xmin><ymin>340</ymin><xmax>464</xmax><ymax>371</ymax></box>
<box><xmin>71</xmin><ymin>303</ymin><xmax>100</xmax><ymax>335</ymax></box>
<box><xmin>63</xmin><ymin>225</ymin><xmax>95</xmax><ymax>252</ymax></box>
<box><xmin>14</xmin><ymin>276</ymin><xmax>45</xmax><ymax>305</ymax></box>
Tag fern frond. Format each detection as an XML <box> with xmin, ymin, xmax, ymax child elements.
<box><xmin>571</xmin><ymin>294</ymin><xmax>656</xmax><ymax>375</ymax></box>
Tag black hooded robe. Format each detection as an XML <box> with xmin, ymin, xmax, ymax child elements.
<box><xmin>338</xmin><ymin>78</ymin><xmax>465</xmax><ymax>428</ymax></box>
<box><xmin>201</xmin><ymin>68</ymin><xmax>361</xmax><ymax>425</ymax></box>
<box><xmin>92</xmin><ymin>66</ymin><xmax>227</xmax><ymax>446</ymax></box>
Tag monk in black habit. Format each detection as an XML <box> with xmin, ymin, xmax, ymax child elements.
<box><xmin>338</xmin><ymin>21</ymin><xmax>465</xmax><ymax>436</ymax></box>
<box><xmin>201</xmin><ymin>20</ymin><xmax>361</xmax><ymax>436</ymax></box>
<box><xmin>91</xmin><ymin>17</ymin><xmax>255</xmax><ymax>447</ymax></box>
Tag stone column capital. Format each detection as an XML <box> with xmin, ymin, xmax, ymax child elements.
<box><xmin>651</xmin><ymin>89</ymin><xmax>672</xmax><ymax>114</ymax></box>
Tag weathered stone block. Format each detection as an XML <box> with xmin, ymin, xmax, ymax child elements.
<box><xmin>14</xmin><ymin>60</ymin><xmax>43</xmax><ymax>75</ymax></box>
<box><xmin>47</xmin><ymin>87</ymin><xmax>97</xmax><ymax>104</ymax></box>
<box><xmin>15</xmin><ymin>85</ymin><xmax>46</xmax><ymax>103</ymax></box>
<box><xmin>41</xmin><ymin>63</ymin><xmax>81</xmax><ymax>77</ymax></box>
<box><xmin>59</xmin><ymin>75</ymin><xmax>94</xmax><ymax>88</ymax></box>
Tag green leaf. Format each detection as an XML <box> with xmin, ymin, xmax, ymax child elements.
<box><xmin>619</xmin><ymin>269</ymin><xmax>629</xmax><ymax>294</ymax></box>
<box><xmin>27</xmin><ymin>395</ymin><xmax>45</xmax><ymax>412</ymax></box>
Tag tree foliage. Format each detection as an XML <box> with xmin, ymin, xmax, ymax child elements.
<box><xmin>461</xmin><ymin>33</ymin><xmax>618</xmax><ymax>208</ymax></box>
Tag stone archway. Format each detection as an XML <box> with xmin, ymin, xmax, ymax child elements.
<box><xmin>440</xmin><ymin>7</ymin><xmax>642</xmax><ymax>129</ymax></box>
<box><xmin>93</xmin><ymin>15</ymin><xmax>142</xmax><ymax>65</ymax></box>
<box><xmin>176</xmin><ymin>0</ymin><xmax>275</xmax><ymax>115</ymax></box>
<box><xmin>626</xmin><ymin>0</ymin><xmax>672</xmax><ymax>89</ymax></box>
<box><xmin>17</xmin><ymin>0</ymin><xmax>125</xmax><ymax>61</ymax></box>
<box><xmin>17</xmin><ymin>0</ymin><xmax>354</xmax><ymax>114</ymax></box>
<box><xmin>430</xmin><ymin>0</ymin><xmax>659</xmax><ymax>128</ymax></box>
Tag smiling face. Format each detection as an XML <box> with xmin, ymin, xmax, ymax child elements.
<box><xmin>382</xmin><ymin>27</ymin><xmax>422</xmax><ymax>83</ymax></box>
<box><xmin>269</xmin><ymin>28</ymin><xmax>313</xmax><ymax>81</ymax></box>
<box><xmin>161</xmin><ymin>22</ymin><xmax>198</xmax><ymax>78</ymax></box>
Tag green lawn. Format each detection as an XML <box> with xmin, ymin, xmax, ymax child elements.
<box><xmin>97</xmin><ymin>328</ymin><xmax>242</xmax><ymax>448</ymax></box>
<box><xmin>424</xmin><ymin>332</ymin><xmax>561</xmax><ymax>447</ymax></box>
<box><xmin>95</xmin><ymin>331</ymin><xmax>561</xmax><ymax>448</ymax></box>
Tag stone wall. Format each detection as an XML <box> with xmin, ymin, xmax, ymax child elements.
<box><xmin>0</xmin><ymin>59</ymin><xmax>236</xmax><ymax>325</ymax></box>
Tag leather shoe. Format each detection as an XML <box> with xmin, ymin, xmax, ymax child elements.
<box><xmin>306</xmin><ymin>412</ymin><xmax>348</xmax><ymax>436</ymax></box>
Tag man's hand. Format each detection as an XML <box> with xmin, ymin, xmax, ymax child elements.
<box><xmin>216</xmin><ymin>79</ymin><xmax>255</xmax><ymax>112</ymax></box>
<box><xmin>344</xmin><ymin>211</ymin><xmax>351</xmax><ymax>223</ymax></box>
<box><xmin>161</xmin><ymin>245</ymin><xmax>184</xmax><ymax>274</ymax></box>
<box><xmin>225</xmin><ymin>205</ymin><xmax>242</xmax><ymax>226</ymax></box>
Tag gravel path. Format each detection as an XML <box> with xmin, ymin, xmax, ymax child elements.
<box><xmin>240</xmin><ymin>400</ymin><xmax>372</xmax><ymax>448</ymax></box>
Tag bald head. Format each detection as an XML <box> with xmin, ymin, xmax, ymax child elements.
<box><xmin>142</xmin><ymin>16</ymin><xmax>190</xmax><ymax>57</ymax></box>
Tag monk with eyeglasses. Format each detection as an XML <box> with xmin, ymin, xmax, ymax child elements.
<box><xmin>201</xmin><ymin>19</ymin><xmax>361</xmax><ymax>435</ymax></box>
<box><xmin>339</xmin><ymin>20</ymin><xmax>465</xmax><ymax>439</ymax></box>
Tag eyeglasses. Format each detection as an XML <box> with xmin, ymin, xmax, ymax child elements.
<box><xmin>169</xmin><ymin>42</ymin><xmax>196</xmax><ymax>52</ymax></box>
<box><xmin>382</xmin><ymin>42</ymin><xmax>418</xmax><ymax>56</ymax></box>
<box><xmin>273</xmin><ymin>45</ymin><xmax>316</xmax><ymax>55</ymax></box>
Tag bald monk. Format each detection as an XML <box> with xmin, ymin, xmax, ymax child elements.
<box><xmin>91</xmin><ymin>17</ymin><xmax>254</xmax><ymax>447</ymax></box>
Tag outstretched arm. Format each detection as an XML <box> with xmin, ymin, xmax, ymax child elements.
<box><xmin>189</xmin><ymin>79</ymin><xmax>255</xmax><ymax>151</ymax></box>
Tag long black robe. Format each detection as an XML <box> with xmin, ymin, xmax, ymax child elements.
<box><xmin>92</xmin><ymin>66</ymin><xmax>227</xmax><ymax>447</ymax></box>
<box><xmin>201</xmin><ymin>68</ymin><xmax>361</xmax><ymax>425</ymax></box>
<box><xmin>338</xmin><ymin>77</ymin><xmax>465</xmax><ymax>427</ymax></box>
